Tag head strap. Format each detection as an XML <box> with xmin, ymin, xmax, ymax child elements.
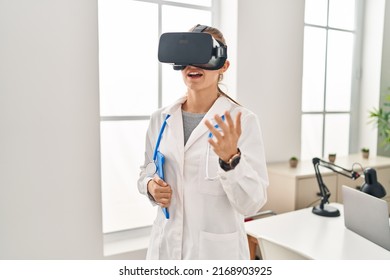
<box><xmin>192</xmin><ymin>24</ymin><xmax>208</xmax><ymax>33</ymax></box>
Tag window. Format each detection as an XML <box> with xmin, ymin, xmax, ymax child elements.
<box><xmin>98</xmin><ymin>0</ymin><xmax>215</xmax><ymax>233</ymax></box>
<box><xmin>301</xmin><ymin>0</ymin><xmax>361</xmax><ymax>160</ymax></box>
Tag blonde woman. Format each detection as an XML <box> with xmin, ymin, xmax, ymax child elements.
<box><xmin>138</xmin><ymin>25</ymin><xmax>268</xmax><ymax>260</ymax></box>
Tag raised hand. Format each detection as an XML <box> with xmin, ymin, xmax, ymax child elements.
<box><xmin>204</xmin><ymin>110</ymin><xmax>242</xmax><ymax>162</ymax></box>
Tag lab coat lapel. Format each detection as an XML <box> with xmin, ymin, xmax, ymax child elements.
<box><xmin>162</xmin><ymin>96</ymin><xmax>186</xmax><ymax>179</ymax></box>
<box><xmin>184</xmin><ymin>96</ymin><xmax>232</xmax><ymax>151</ymax></box>
<box><xmin>165</xmin><ymin>107</ymin><xmax>184</xmax><ymax>152</ymax></box>
<box><xmin>161</xmin><ymin>109</ymin><xmax>185</xmax><ymax>213</ymax></box>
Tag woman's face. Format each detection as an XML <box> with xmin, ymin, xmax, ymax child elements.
<box><xmin>181</xmin><ymin>61</ymin><xmax>229</xmax><ymax>93</ymax></box>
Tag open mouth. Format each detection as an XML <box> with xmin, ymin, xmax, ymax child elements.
<box><xmin>187</xmin><ymin>71</ymin><xmax>203</xmax><ymax>78</ymax></box>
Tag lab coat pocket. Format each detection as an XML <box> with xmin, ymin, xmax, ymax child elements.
<box><xmin>199</xmin><ymin>231</ymin><xmax>239</xmax><ymax>260</ymax></box>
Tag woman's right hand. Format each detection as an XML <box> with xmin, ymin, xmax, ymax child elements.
<box><xmin>147</xmin><ymin>176</ymin><xmax>172</xmax><ymax>208</ymax></box>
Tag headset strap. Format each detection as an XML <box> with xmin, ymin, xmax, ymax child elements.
<box><xmin>192</xmin><ymin>24</ymin><xmax>208</xmax><ymax>33</ymax></box>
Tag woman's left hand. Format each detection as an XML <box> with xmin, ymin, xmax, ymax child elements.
<box><xmin>204</xmin><ymin>110</ymin><xmax>242</xmax><ymax>162</ymax></box>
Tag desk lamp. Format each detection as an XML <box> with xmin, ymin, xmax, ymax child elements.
<box><xmin>312</xmin><ymin>157</ymin><xmax>386</xmax><ymax>217</ymax></box>
<box><xmin>361</xmin><ymin>168</ymin><xmax>387</xmax><ymax>198</ymax></box>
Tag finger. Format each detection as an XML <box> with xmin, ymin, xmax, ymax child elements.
<box><xmin>204</xmin><ymin>119</ymin><xmax>214</xmax><ymax>131</ymax></box>
<box><xmin>156</xmin><ymin>193</ymin><xmax>171</xmax><ymax>201</ymax></box>
<box><xmin>158</xmin><ymin>199</ymin><xmax>171</xmax><ymax>208</ymax></box>
<box><xmin>154</xmin><ymin>189</ymin><xmax>171</xmax><ymax>201</ymax></box>
<box><xmin>158</xmin><ymin>185</ymin><xmax>172</xmax><ymax>194</ymax></box>
<box><xmin>159</xmin><ymin>193</ymin><xmax>172</xmax><ymax>200</ymax></box>
<box><xmin>207</xmin><ymin>138</ymin><xmax>218</xmax><ymax>150</ymax></box>
<box><xmin>224</xmin><ymin>111</ymin><xmax>234</xmax><ymax>129</ymax></box>
<box><xmin>235</xmin><ymin>111</ymin><xmax>242</xmax><ymax>136</ymax></box>
<box><xmin>157</xmin><ymin>201</ymin><xmax>168</xmax><ymax>207</ymax></box>
<box><xmin>156</xmin><ymin>193</ymin><xmax>172</xmax><ymax>206</ymax></box>
<box><xmin>155</xmin><ymin>182</ymin><xmax>172</xmax><ymax>193</ymax></box>
<box><xmin>153</xmin><ymin>175</ymin><xmax>167</xmax><ymax>186</ymax></box>
<box><xmin>204</xmin><ymin>119</ymin><xmax>223</xmax><ymax>141</ymax></box>
<box><xmin>214</xmin><ymin>114</ymin><xmax>229</xmax><ymax>132</ymax></box>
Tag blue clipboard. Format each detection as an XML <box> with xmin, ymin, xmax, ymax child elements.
<box><xmin>156</xmin><ymin>151</ymin><xmax>169</xmax><ymax>219</ymax></box>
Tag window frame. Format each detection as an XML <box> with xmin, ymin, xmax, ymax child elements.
<box><xmin>301</xmin><ymin>0</ymin><xmax>364</xmax><ymax>159</ymax></box>
<box><xmin>98</xmin><ymin>0</ymin><xmax>219</xmax><ymax>255</ymax></box>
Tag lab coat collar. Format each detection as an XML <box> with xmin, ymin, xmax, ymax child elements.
<box><xmin>161</xmin><ymin>95</ymin><xmax>232</xmax><ymax>118</ymax></box>
<box><xmin>161</xmin><ymin>95</ymin><xmax>234</xmax><ymax>151</ymax></box>
<box><xmin>185</xmin><ymin>96</ymin><xmax>233</xmax><ymax>151</ymax></box>
<box><xmin>159</xmin><ymin>97</ymin><xmax>186</xmax><ymax>187</ymax></box>
<box><xmin>184</xmin><ymin>96</ymin><xmax>234</xmax><ymax>151</ymax></box>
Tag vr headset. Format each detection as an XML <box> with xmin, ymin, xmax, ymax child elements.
<box><xmin>158</xmin><ymin>24</ymin><xmax>227</xmax><ymax>70</ymax></box>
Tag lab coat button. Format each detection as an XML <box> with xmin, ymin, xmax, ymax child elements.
<box><xmin>221</xmin><ymin>175</ymin><xmax>227</xmax><ymax>180</ymax></box>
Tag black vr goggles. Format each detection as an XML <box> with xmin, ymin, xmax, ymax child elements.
<box><xmin>157</xmin><ymin>25</ymin><xmax>227</xmax><ymax>71</ymax></box>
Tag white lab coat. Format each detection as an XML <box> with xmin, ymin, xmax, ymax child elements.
<box><xmin>138</xmin><ymin>95</ymin><xmax>269</xmax><ymax>260</ymax></box>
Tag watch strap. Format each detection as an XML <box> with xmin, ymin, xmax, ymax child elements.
<box><xmin>219</xmin><ymin>148</ymin><xmax>241</xmax><ymax>171</ymax></box>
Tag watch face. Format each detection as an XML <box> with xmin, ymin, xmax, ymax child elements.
<box><xmin>219</xmin><ymin>158</ymin><xmax>232</xmax><ymax>171</ymax></box>
<box><xmin>219</xmin><ymin>149</ymin><xmax>241</xmax><ymax>171</ymax></box>
<box><xmin>231</xmin><ymin>155</ymin><xmax>241</xmax><ymax>168</ymax></box>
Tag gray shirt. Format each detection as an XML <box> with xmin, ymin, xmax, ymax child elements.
<box><xmin>182</xmin><ymin>110</ymin><xmax>206</xmax><ymax>145</ymax></box>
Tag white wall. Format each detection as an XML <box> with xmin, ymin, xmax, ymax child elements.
<box><xmin>359</xmin><ymin>0</ymin><xmax>386</xmax><ymax>155</ymax></box>
<box><xmin>234</xmin><ymin>0</ymin><xmax>305</xmax><ymax>162</ymax></box>
<box><xmin>219</xmin><ymin>0</ymin><xmax>238</xmax><ymax>99</ymax></box>
<box><xmin>0</xmin><ymin>0</ymin><xmax>104</xmax><ymax>259</ymax></box>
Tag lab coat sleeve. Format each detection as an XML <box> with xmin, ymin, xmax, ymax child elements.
<box><xmin>218</xmin><ymin>111</ymin><xmax>269</xmax><ymax>216</ymax></box>
<box><xmin>137</xmin><ymin>118</ymin><xmax>158</xmax><ymax>206</ymax></box>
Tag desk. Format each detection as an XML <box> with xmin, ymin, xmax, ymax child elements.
<box><xmin>262</xmin><ymin>154</ymin><xmax>390</xmax><ymax>214</ymax></box>
<box><xmin>245</xmin><ymin>203</ymin><xmax>390</xmax><ymax>259</ymax></box>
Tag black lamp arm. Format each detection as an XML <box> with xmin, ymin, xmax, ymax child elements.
<box><xmin>312</xmin><ymin>158</ymin><xmax>330</xmax><ymax>210</ymax></box>
<box><xmin>314</xmin><ymin>158</ymin><xmax>360</xmax><ymax>179</ymax></box>
<box><xmin>312</xmin><ymin>157</ymin><xmax>361</xmax><ymax>209</ymax></box>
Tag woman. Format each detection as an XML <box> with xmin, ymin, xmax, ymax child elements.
<box><xmin>138</xmin><ymin>25</ymin><xmax>268</xmax><ymax>260</ymax></box>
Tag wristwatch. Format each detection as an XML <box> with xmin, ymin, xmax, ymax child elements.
<box><xmin>219</xmin><ymin>148</ymin><xmax>241</xmax><ymax>171</ymax></box>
